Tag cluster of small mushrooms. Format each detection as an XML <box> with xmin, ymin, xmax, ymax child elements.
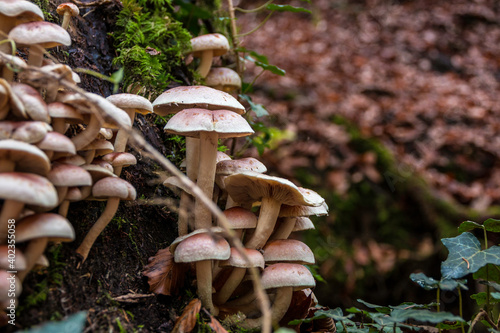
<box><xmin>0</xmin><ymin>0</ymin><xmax>328</xmax><ymax>329</ymax></box>
<box><xmin>159</xmin><ymin>33</ymin><xmax>329</xmax><ymax>329</ymax></box>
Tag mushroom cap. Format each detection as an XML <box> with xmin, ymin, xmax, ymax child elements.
<box><xmin>216</xmin><ymin>157</ymin><xmax>267</xmax><ymax>176</ymax></box>
<box><xmin>163</xmin><ymin>176</ymin><xmax>193</xmax><ymax>196</ymax></box>
<box><xmin>8</xmin><ymin>21</ymin><xmax>71</xmax><ymax>48</ymax></box>
<box><xmin>48</xmin><ymin>102</ymin><xmax>84</xmax><ymax>123</ymax></box>
<box><xmin>36</xmin><ymin>131</ymin><xmax>76</xmax><ymax>155</ymax></box>
<box><xmin>80</xmin><ymin>139</ymin><xmax>114</xmax><ymax>156</ymax></box>
<box><xmin>0</xmin><ymin>0</ymin><xmax>44</xmax><ymax>21</ymax></box>
<box><xmin>224</xmin><ymin>172</ymin><xmax>325</xmax><ymax>207</ymax></box>
<box><xmin>92</xmin><ymin>177</ymin><xmax>136</xmax><ymax>200</ymax></box>
<box><xmin>261</xmin><ymin>263</ymin><xmax>316</xmax><ymax>290</ymax></box>
<box><xmin>174</xmin><ymin>232</ymin><xmax>230</xmax><ymax>263</ymax></box>
<box><xmin>292</xmin><ymin>217</ymin><xmax>315</xmax><ymax>232</ymax></box>
<box><xmin>102</xmin><ymin>152</ymin><xmax>137</xmax><ymax>167</ymax></box>
<box><xmin>0</xmin><ymin>121</ymin><xmax>51</xmax><ymax>143</ymax></box>
<box><xmin>53</xmin><ymin>154</ymin><xmax>86</xmax><ymax>166</ymax></box>
<box><xmin>65</xmin><ymin>186</ymin><xmax>84</xmax><ymax>201</ymax></box>
<box><xmin>220</xmin><ymin>207</ymin><xmax>257</xmax><ymax>229</ymax></box>
<box><xmin>169</xmin><ymin>227</ymin><xmax>226</xmax><ymax>254</ymax></box>
<box><xmin>279</xmin><ymin>201</ymin><xmax>329</xmax><ymax>218</ymax></box>
<box><xmin>152</xmin><ymin>86</ymin><xmax>245</xmax><ymax>116</ymax></box>
<box><xmin>0</xmin><ymin>139</ymin><xmax>51</xmax><ymax>175</ymax></box>
<box><xmin>99</xmin><ymin>127</ymin><xmax>113</xmax><ymax>140</ymax></box>
<box><xmin>11</xmin><ymin>83</ymin><xmax>50</xmax><ymax>123</ymax></box>
<box><xmin>47</xmin><ymin>163</ymin><xmax>92</xmax><ymax>187</ymax></box>
<box><xmin>164</xmin><ymin>108</ymin><xmax>253</xmax><ymax>139</ymax></box>
<box><xmin>190</xmin><ymin>33</ymin><xmax>230</xmax><ymax>57</ymax></box>
<box><xmin>81</xmin><ymin>164</ymin><xmax>116</xmax><ymax>182</ymax></box>
<box><xmin>220</xmin><ymin>248</ymin><xmax>264</xmax><ymax>269</ymax></box>
<box><xmin>56</xmin><ymin>3</ymin><xmax>79</xmax><ymax>16</ymax></box>
<box><xmin>216</xmin><ymin>151</ymin><xmax>231</xmax><ymax>163</ymax></box>
<box><xmin>0</xmin><ymin>172</ymin><xmax>58</xmax><ymax>208</ymax></box>
<box><xmin>263</xmin><ymin>239</ymin><xmax>315</xmax><ymax>265</ymax></box>
<box><xmin>205</xmin><ymin>67</ymin><xmax>242</xmax><ymax>92</ymax></box>
<box><xmin>16</xmin><ymin>213</ymin><xmax>75</xmax><ymax>242</ymax></box>
<box><xmin>106</xmin><ymin>93</ymin><xmax>153</xmax><ymax>115</ymax></box>
<box><xmin>84</xmin><ymin>92</ymin><xmax>132</xmax><ymax>129</ymax></box>
<box><xmin>0</xmin><ymin>245</ymin><xmax>26</xmax><ymax>270</ymax></box>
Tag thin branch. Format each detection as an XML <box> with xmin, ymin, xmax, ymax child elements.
<box><xmin>236</xmin><ymin>11</ymin><xmax>273</xmax><ymax>37</ymax></box>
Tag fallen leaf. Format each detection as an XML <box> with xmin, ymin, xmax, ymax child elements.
<box><xmin>208</xmin><ymin>314</ymin><xmax>229</xmax><ymax>333</ymax></box>
<box><xmin>143</xmin><ymin>247</ymin><xmax>188</xmax><ymax>295</ymax></box>
<box><xmin>172</xmin><ymin>299</ymin><xmax>201</xmax><ymax>333</ymax></box>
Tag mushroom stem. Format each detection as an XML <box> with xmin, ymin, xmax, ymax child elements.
<box><xmin>196</xmin><ymin>260</ymin><xmax>218</xmax><ymax>315</ymax></box>
<box><xmin>27</xmin><ymin>45</ymin><xmax>44</xmax><ymax>68</ymax></box>
<box><xmin>71</xmin><ymin>114</ymin><xmax>101</xmax><ymax>151</ymax></box>
<box><xmin>224</xmin><ymin>290</ymin><xmax>257</xmax><ymax>307</ymax></box>
<box><xmin>75</xmin><ymin>197</ymin><xmax>120</xmax><ymax>263</ymax></box>
<box><xmin>245</xmin><ymin>197</ymin><xmax>281</xmax><ymax>249</ymax></box>
<box><xmin>270</xmin><ymin>217</ymin><xmax>296</xmax><ymax>240</ymax></box>
<box><xmin>239</xmin><ymin>287</ymin><xmax>293</xmax><ymax>329</ymax></box>
<box><xmin>17</xmin><ymin>237</ymin><xmax>48</xmax><ymax>281</ymax></box>
<box><xmin>0</xmin><ymin>201</ymin><xmax>24</xmax><ymax>242</ymax></box>
<box><xmin>55</xmin><ymin>187</ymin><xmax>69</xmax><ymax>205</ymax></box>
<box><xmin>197</xmin><ymin>49</ymin><xmax>214</xmax><ymax>78</ymax></box>
<box><xmin>58</xmin><ymin>200</ymin><xmax>70</xmax><ymax>218</ymax></box>
<box><xmin>113</xmin><ymin>109</ymin><xmax>135</xmax><ymax>153</ymax></box>
<box><xmin>61</xmin><ymin>12</ymin><xmax>72</xmax><ymax>30</ymax></box>
<box><xmin>51</xmin><ymin>118</ymin><xmax>67</xmax><ymax>134</ymax></box>
<box><xmin>214</xmin><ymin>267</ymin><xmax>246</xmax><ymax>305</ymax></box>
<box><xmin>194</xmin><ymin>132</ymin><xmax>218</xmax><ymax>229</ymax></box>
<box><xmin>177</xmin><ymin>137</ymin><xmax>199</xmax><ymax>235</ymax></box>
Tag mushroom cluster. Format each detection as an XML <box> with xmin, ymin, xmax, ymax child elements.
<box><xmin>156</xmin><ymin>81</ymin><xmax>328</xmax><ymax>327</ymax></box>
<box><xmin>0</xmin><ymin>0</ymin><xmax>155</xmax><ymax>320</ymax></box>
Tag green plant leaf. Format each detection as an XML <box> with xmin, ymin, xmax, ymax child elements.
<box><xmin>288</xmin><ymin>307</ymin><xmax>354</xmax><ymax>325</ymax></box>
<box><xmin>492</xmin><ymin>292</ymin><xmax>500</xmax><ymax>299</ymax></box>
<box><xmin>244</xmin><ymin>51</ymin><xmax>286</xmax><ymax>76</ymax></box>
<box><xmin>390</xmin><ymin>308</ymin><xmax>464</xmax><ymax>323</ymax></box>
<box><xmin>357</xmin><ymin>299</ymin><xmax>390</xmax><ymax>314</ymax></box>
<box><xmin>471</xmin><ymin>292</ymin><xmax>500</xmax><ymax>305</ymax></box>
<box><xmin>266</xmin><ymin>4</ymin><xmax>311</xmax><ymax>14</ymax></box>
<box><xmin>441</xmin><ymin>232</ymin><xmax>500</xmax><ymax>279</ymax></box>
<box><xmin>22</xmin><ymin>311</ymin><xmax>87</xmax><ymax>333</ymax></box>
<box><xmin>458</xmin><ymin>220</ymin><xmax>484</xmax><ymax>233</ymax></box>
<box><xmin>481</xmin><ymin>280</ymin><xmax>500</xmax><ymax>291</ymax></box>
<box><xmin>474</xmin><ymin>264</ymin><xmax>500</xmax><ymax>283</ymax></box>
<box><xmin>239</xmin><ymin>94</ymin><xmax>269</xmax><ymax>117</ymax></box>
<box><xmin>484</xmin><ymin>218</ymin><xmax>500</xmax><ymax>232</ymax></box>
<box><xmin>410</xmin><ymin>272</ymin><xmax>439</xmax><ymax>290</ymax></box>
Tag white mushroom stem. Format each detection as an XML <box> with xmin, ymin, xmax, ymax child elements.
<box><xmin>177</xmin><ymin>137</ymin><xmax>199</xmax><ymax>235</ymax></box>
<box><xmin>27</xmin><ymin>45</ymin><xmax>44</xmax><ymax>68</ymax></box>
<box><xmin>194</xmin><ymin>132</ymin><xmax>218</xmax><ymax>229</ymax></box>
<box><xmin>0</xmin><ymin>201</ymin><xmax>24</xmax><ymax>242</ymax></box>
<box><xmin>239</xmin><ymin>287</ymin><xmax>293</xmax><ymax>329</ymax></box>
<box><xmin>75</xmin><ymin>197</ymin><xmax>120</xmax><ymax>263</ymax></box>
<box><xmin>113</xmin><ymin>108</ymin><xmax>135</xmax><ymax>153</ymax></box>
<box><xmin>61</xmin><ymin>12</ymin><xmax>73</xmax><ymax>30</ymax></box>
<box><xmin>197</xmin><ymin>49</ymin><xmax>214</xmax><ymax>78</ymax></box>
<box><xmin>196</xmin><ymin>260</ymin><xmax>218</xmax><ymax>315</ymax></box>
<box><xmin>55</xmin><ymin>187</ymin><xmax>69</xmax><ymax>205</ymax></box>
<box><xmin>71</xmin><ymin>114</ymin><xmax>101</xmax><ymax>151</ymax></box>
<box><xmin>51</xmin><ymin>118</ymin><xmax>67</xmax><ymax>134</ymax></box>
<box><xmin>270</xmin><ymin>217</ymin><xmax>296</xmax><ymax>240</ymax></box>
<box><xmin>58</xmin><ymin>200</ymin><xmax>70</xmax><ymax>218</ymax></box>
<box><xmin>245</xmin><ymin>197</ymin><xmax>281</xmax><ymax>249</ymax></box>
<box><xmin>17</xmin><ymin>237</ymin><xmax>48</xmax><ymax>281</ymax></box>
<box><xmin>214</xmin><ymin>267</ymin><xmax>246</xmax><ymax>305</ymax></box>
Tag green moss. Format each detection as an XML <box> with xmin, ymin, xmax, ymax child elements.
<box><xmin>112</xmin><ymin>0</ymin><xmax>193</xmax><ymax>99</ymax></box>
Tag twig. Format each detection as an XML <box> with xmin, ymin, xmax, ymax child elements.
<box><xmin>236</xmin><ymin>11</ymin><xmax>273</xmax><ymax>37</ymax></box>
<box><xmin>468</xmin><ymin>310</ymin><xmax>486</xmax><ymax>333</ymax></box>
<box><xmin>235</xmin><ymin>0</ymin><xmax>274</xmax><ymax>13</ymax></box>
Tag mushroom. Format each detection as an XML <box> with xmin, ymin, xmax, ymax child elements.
<box><xmin>8</xmin><ymin>21</ymin><xmax>71</xmax><ymax>67</ymax></box>
<box><xmin>224</xmin><ymin>172</ymin><xmax>325</xmax><ymax>249</ymax></box>
<box><xmin>173</xmin><ymin>232</ymin><xmax>230</xmax><ymax>315</ymax></box>
<box><xmin>270</xmin><ymin>216</ymin><xmax>315</xmax><ymax>241</ymax></box>
<box><xmin>262</xmin><ymin>239</ymin><xmax>315</xmax><ymax>265</ymax></box>
<box><xmin>0</xmin><ymin>139</ymin><xmax>50</xmax><ymax>174</ymax></box>
<box><xmin>0</xmin><ymin>121</ymin><xmax>51</xmax><ymax>143</ymax></box>
<box><xmin>47</xmin><ymin>163</ymin><xmax>92</xmax><ymax>205</ymax></box>
<box><xmin>102</xmin><ymin>152</ymin><xmax>137</xmax><ymax>176</ymax></box>
<box><xmin>36</xmin><ymin>131</ymin><xmax>76</xmax><ymax>161</ymax></box>
<box><xmin>0</xmin><ymin>0</ymin><xmax>43</xmax><ymax>36</ymax></box>
<box><xmin>189</xmin><ymin>34</ymin><xmax>230</xmax><ymax>78</ymax></box>
<box><xmin>56</xmin><ymin>3</ymin><xmax>79</xmax><ymax>31</ymax></box>
<box><xmin>214</xmin><ymin>248</ymin><xmax>264</xmax><ymax>305</ymax></box>
<box><xmin>239</xmin><ymin>263</ymin><xmax>315</xmax><ymax>329</ymax></box>
<box><xmin>75</xmin><ymin>177</ymin><xmax>136</xmax><ymax>262</ymax></box>
<box><xmin>164</xmin><ymin>108</ymin><xmax>253</xmax><ymax>229</ymax></box>
<box><xmin>47</xmin><ymin>102</ymin><xmax>84</xmax><ymax>134</ymax></box>
<box><xmin>205</xmin><ymin>67</ymin><xmax>241</xmax><ymax>93</ymax></box>
<box><xmin>16</xmin><ymin>213</ymin><xmax>74</xmax><ymax>281</ymax></box>
<box><xmin>11</xmin><ymin>83</ymin><xmax>50</xmax><ymax>123</ymax></box>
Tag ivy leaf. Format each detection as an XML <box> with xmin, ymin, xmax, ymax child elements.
<box><xmin>484</xmin><ymin>218</ymin><xmax>500</xmax><ymax>232</ymax></box>
<box><xmin>389</xmin><ymin>302</ymin><xmax>437</xmax><ymax>310</ymax></box>
<box><xmin>239</xmin><ymin>94</ymin><xmax>269</xmax><ymax>117</ymax></box>
<box><xmin>390</xmin><ymin>309</ymin><xmax>464</xmax><ymax>324</ymax></box>
<box><xmin>458</xmin><ymin>220</ymin><xmax>484</xmax><ymax>233</ymax></box>
<box><xmin>266</xmin><ymin>4</ymin><xmax>311</xmax><ymax>14</ymax></box>
<box><xmin>410</xmin><ymin>272</ymin><xmax>439</xmax><ymax>290</ymax></box>
<box><xmin>244</xmin><ymin>51</ymin><xmax>286</xmax><ymax>76</ymax></box>
<box><xmin>492</xmin><ymin>292</ymin><xmax>500</xmax><ymax>299</ymax></box>
<box><xmin>473</xmin><ymin>264</ymin><xmax>500</xmax><ymax>283</ymax></box>
<box><xmin>288</xmin><ymin>307</ymin><xmax>354</xmax><ymax>325</ymax></box>
<box><xmin>357</xmin><ymin>299</ymin><xmax>390</xmax><ymax>314</ymax></box>
<box><xmin>24</xmin><ymin>311</ymin><xmax>87</xmax><ymax>333</ymax></box>
<box><xmin>441</xmin><ymin>232</ymin><xmax>500</xmax><ymax>279</ymax></box>
<box><xmin>470</xmin><ymin>292</ymin><xmax>500</xmax><ymax>305</ymax></box>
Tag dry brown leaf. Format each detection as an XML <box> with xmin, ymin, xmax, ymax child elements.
<box><xmin>279</xmin><ymin>288</ymin><xmax>313</xmax><ymax>330</ymax></box>
<box><xmin>208</xmin><ymin>314</ymin><xmax>229</xmax><ymax>333</ymax></box>
<box><xmin>142</xmin><ymin>247</ymin><xmax>188</xmax><ymax>296</ymax></box>
<box><xmin>172</xmin><ymin>299</ymin><xmax>201</xmax><ymax>333</ymax></box>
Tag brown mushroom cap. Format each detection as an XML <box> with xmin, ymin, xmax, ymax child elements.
<box><xmin>80</xmin><ymin>139</ymin><xmax>114</xmax><ymax>157</ymax></box>
<box><xmin>36</xmin><ymin>131</ymin><xmax>77</xmax><ymax>156</ymax></box>
<box><xmin>11</xmin><ymin>83</ymin><xmax>50</xmax><ymax>122</ymax></box>
<box><xmin>0</xmin><ymin>245</ymin><xmax>26</xmax><ymax>270</ymax></box>
<box><xmin>16</xmin><ymin>213</ymin><xmax>75</xmax><ymax>243</ymax></box>
<box><xmin>279</xmin><ymin>200</ymin><xmax>329</xmax><ymax>218</ymax></box>
<box><xmin>92</xmin><ymin>177</ymin><xmax>136</xmax><ymax>201</ymax></box>
<box><xmin>0</xmin><ymin>121</ymin><xmax>51</xmax><ymax>143</ymax></box>
<box><xmin>220</xmin><ymin>248</ymin><xmax>264</xmax><ymax>269</ymax></box>
<box><xmin>48</xmin><ymin>102</ymin><xmax>84</xmax><ymax>123</ymax></box>
<box><xmin>205</xmin><ymin>67</ymin><xmax>242</xmax><ymax>92</ymax></box>
<box><xmin>292</xmin><ymin>216</ymin><xmax>315</xmax><ymax>232</ymax></box>
<box><xmin>164</xmin><ymin>108</ymin><xmax>253</xmax><ymax>139</ymax></box>
<box><xmin>0</xmin><ymin>0</ymin><xmax>44</xmax><ymax>21</ymax></box>
<box><xmin>56</xmin><ymin>3</ymin><xmax>79</xmax><ymax>17</ymax></box>
<box><xmin>102</xmin><ymin>152</ymin><xmax>137</xmax><ymax>168</ymax></box>
<box><xmin>8</xmin><ymin>21</ymin><xmax>71</xmax><ymax>48</ymax></box>
<box><xmin>152</xmin><ymin>86</ymin><xmax>245</xmax><ymax>116</ymax></box>
<box><xmin>174</xmin><ymin>232</ymin><xmax>230</xmax><ymax>263</ymax></box>
<box><xmin>81</xmin><ymin>164</ymin><xmax>116</xmax><ymax>182</ymax></box>
<box><xmin>0</xmin><ymin>139</ymin><xmax>51</xmax><ymax>175</ymax></box>
<box><xmin>216</xmin><ymin>158</ymin><xmax>267</xmax><ymax>176</ymax></box>
<box><xmin>190</xmin><ymin>33</ymin><xmax>230</xmax><ymax>57</ymax></box>
<box><xmin>106</xmin><ymin>93</ymin><xmax>153</xmax><ymax>115</ymax></box>
<box><xmin>0</xmin><ymin>172</ymin><xmax>58</xmax><ymax>208</ymax></box>
<box><xmin>261</xmin><ymin>263</ymin><xmax>315</xmax><ymax>290</ymax></box>
<box><xmin>220</xmin><ymin>207</ymin><xmax>257</xmax><ymax>230</ymax></box>
<box><xmin>47</xmin><ymin>163</ymin><xmax>92</xmax><ymax>187</ymax></box>
<box><xmin>263</xmin><ymin>239</ymin><xmax>315</xmax><ymax>265</ymax></box>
